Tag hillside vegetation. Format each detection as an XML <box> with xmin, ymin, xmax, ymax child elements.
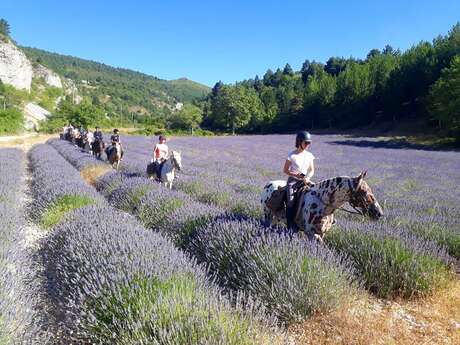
<box><xmin>204</xmin><ymin>23</ymin><xmax>460</xmax><ymax>142</ymax></box>
<box><xmin>21</xmin><ymin>46</ymin><xmax>209</xmax><ymax>112</ymax></box>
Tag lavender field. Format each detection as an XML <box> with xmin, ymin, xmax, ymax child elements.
<box><xmin>1</xmin><ymin>134</ymin><xmax>459</xmax><ymax>343</ymax></box>
<box><xmin>50</xmin><ymin>135</ymin><xmax>460</xmax><ymax>296</ymax></box>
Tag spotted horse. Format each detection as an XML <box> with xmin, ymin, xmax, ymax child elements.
<box><xmin>261</xmin><ymin>171</ymin><xmax>383</xmax><ymax>242</ymax></box>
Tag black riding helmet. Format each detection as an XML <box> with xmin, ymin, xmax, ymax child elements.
<box><xmin>113</xmin><ymin>129</ymin><xmax>119</xmax><ymax>133</ymax></box>
<box><xmin>295</xmin><ymin>131</ymin><xmax>312</xmax><ymax>147</ymax></box>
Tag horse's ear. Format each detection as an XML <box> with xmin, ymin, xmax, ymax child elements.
<box><xmin>355</xmin><ymin>170</ymin><xmax>367</xmax><ymax>189</ymax></box>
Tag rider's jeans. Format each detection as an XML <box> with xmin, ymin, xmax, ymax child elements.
<box><xmin>286</xmin><ymin>176</ymin><xmax>300</xmax><ymax>230</ymax></box>
<box><xmin>287</xmin><ymin>177</ymin><xmax>300</xmax><ymax>208</ymax></box>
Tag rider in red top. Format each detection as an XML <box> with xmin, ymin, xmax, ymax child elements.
<box><xmin>152</xmin><ymin>135</ymin><xmax>169</xmax><ymax>180</ymax></box>
<box><xmin>153</xmin><ymin>135</ymin><xmax>168</xmax><ymax>162</ymax></box>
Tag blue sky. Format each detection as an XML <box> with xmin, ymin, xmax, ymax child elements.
<box><xmin>1</xmin><ymin>1</ymin><xmax>459</xmax><ymax>86</ymax></box>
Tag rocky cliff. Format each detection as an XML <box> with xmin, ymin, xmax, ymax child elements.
<box><xmin>0</xmin><ymin>39</ymin><xmax>33</xmax><ymax>91</ymax></box>
<box><xmin>33</xmin><ymin>63</ymin><xmax>62</xmax><ymax>88</ymax></box>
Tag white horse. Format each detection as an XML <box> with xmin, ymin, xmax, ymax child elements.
<box><xmin>156</xmin><ymin>151</ymin><xmax>182</xmax><ymax>189</ymax></box>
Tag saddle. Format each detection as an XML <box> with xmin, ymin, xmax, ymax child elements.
<box><xmin>266</xmin><ymin>181</ymin><xmax>313</xmax><ymax>226</ymax></box>
<box><xmin>147</xmin><ymin>160</ymin><xmax>166</xmax><ymax>179</ymax></box>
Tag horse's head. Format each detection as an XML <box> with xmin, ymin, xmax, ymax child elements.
<box><xmin>114</xmin><ymin>142</ymin><xmax>122</xmax><ymax>155</ymax></box>
<box><xmin>170</xmin><ymin>151</ymin><xmax>182</xmax><ymax>171</ymax></box>
<box><xmin>349</xmin><ymin>171</ymin><xmax>383</xmax><ymax>220</ymax></box>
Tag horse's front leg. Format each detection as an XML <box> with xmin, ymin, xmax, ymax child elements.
<box><xmin>263</xmin><ymin>207</ymin><xmax>274</xmax><ymax>227</ymax></box>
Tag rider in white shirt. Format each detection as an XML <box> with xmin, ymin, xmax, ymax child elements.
<box><xmin>283</xmin><ymin>131</ymin><xmax>315</xmax><ymax>231</ymax></box>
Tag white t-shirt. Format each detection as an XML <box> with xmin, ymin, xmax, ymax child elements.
<box><xmin>154</xmin><ymin>143</ymin><xmax>169</xmax><ymax>161</ymax></box>
<box><xmin>287</xmin><ymin>150</ymin><xmax>315</xmax><ymax>175</ymax></box>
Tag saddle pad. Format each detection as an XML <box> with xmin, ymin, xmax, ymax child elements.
<box><xmin>146</xmin><ymin>162</ymin><xmax>156</xmax><ymax>175</ymax></box>
<box><xmin>266</xmin><ymin>185</ymin><xmax>287</xmax><ymax>212</ymax></box>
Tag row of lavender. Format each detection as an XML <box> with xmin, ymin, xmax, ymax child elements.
<box><xmin>117</xmin><ymin>135</ymin><xmax>460</xmax><ymax>260</ymax></box>
<box><xmin>50</xmin><ymin>138</ymin><xmax>455</xmax><ymax>306</ymax></box>
<box><xmin>27</xmin><ymin>144</ymin><xmax>282</xmax><ymax>344</ymax></box>
<box><xmin>0</xmin><ymin>149</ymin><xmax>36</xmax><ymax>344</ymax></box>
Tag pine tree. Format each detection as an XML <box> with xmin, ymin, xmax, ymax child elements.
<box><xmin>283</xmin><ymin>63</ymin><xmax>294</xmax><ymax>76</ymax></box>
<box><xmin>0</xmin><ymin>18</ymin><xmax>11</xmax><ymax>37</ymax></box>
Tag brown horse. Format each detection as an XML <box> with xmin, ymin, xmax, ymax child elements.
<box><xmin>92</xmin><ymin>139</ymin><xmax>105</xmax><ymax>160</ymax></box>
<box><xmin>108</xmin><ymin>143</ymin><xmax>122</xmax><ymax>170</ymax></box>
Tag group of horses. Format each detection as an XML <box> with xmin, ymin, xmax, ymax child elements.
<box><xmin>60</xmin><ymin>130</ymin><xmax>383</xmax><ymax>240</ymax></box>
<box><xmin>60</xmin><ymin>129</ymin><xmax>183</xmax><ymax>189</ymax></box>
<box><xmin>61</xmin><ymin>129</ymin><xmax>109</xmax><ymax>161</ymax></box>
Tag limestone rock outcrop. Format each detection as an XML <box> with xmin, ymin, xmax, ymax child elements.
<box><xmin>33</xmin><ymin>64</ymin><xmax>62</xmax><ymax>88</ymax></box>
<box><xmin>0</xmin><ymin>39</ymin><xmax>33</xmax><ymax>91</ymax></box>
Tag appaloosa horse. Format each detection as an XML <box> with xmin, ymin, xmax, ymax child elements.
<box><xmin>261</xmin><ymin>171</ymin><xmax>383</xmax><ymax>241</ymax></box>
<box><xmin>108</xmin><ymin>143</ymin><xmax>122</xmax><ymax>171</ymax></box>
<box><xmin>148</xmin><ymin>151</ymin><xmax>182</xmax><ymax>189</ymax></box>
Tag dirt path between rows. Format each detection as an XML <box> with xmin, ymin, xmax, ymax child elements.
<box><xmin>288</xmin><ymin>281</ymin><xmax>460</xmax><ymax>345</ymax></box>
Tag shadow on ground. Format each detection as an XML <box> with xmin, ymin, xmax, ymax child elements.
<box><xmin>327</xmin><ymin>139</ymin><xmax>459</xmax><ymax>151</ymax></box>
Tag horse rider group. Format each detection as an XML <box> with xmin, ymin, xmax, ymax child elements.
<box><xmin>60</xmin><ymin>126</ymin><xmax>169</xmax><ymax>181</ymax></box>
<box><xmin>61</xmin><ymin>125</ymin><xmax>315</xmax><ymax>225</ymax></box>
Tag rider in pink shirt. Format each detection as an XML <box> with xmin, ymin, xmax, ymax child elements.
<box><xmin>152</xmin><ymin>135</ymin><xmax>169</xmax><ymax>180</ymax></box>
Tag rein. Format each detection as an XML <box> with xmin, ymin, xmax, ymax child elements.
<box><xmin>316</xmin><ymin>195</ymin><xmax>363</xmax><ymax>215</ymax></box>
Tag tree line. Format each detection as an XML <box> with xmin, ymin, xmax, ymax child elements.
<box><xmin>202</xmin><ymin>23</ymin><xmax>460</xmax><ymax>139</ymax></box>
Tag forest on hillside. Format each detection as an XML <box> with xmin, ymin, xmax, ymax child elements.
<box><xmin>203</xmin><ymin>23</ymin><xmax>460</xmax><ymax>140</ymax></box>
<box><xmin>21</xmin><ymin>47</ymin><xmax>209</xmax><ymax>121</ymax></box>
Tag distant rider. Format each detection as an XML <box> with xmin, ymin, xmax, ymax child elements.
<box><xmin>86</xmin><ymin>130</ymin><xmax>94</xmax><ymax>145</ymax></box>
<box><xmin>152</xmin><ymin>135</ymin><xmax>169</xmax><ymax>180</ymax></box>
<box><xmin>283</xmin><ymin>131</ymin><xmax>315</xmax><ymax>231</ymax></box>
<box><xmin>105</xmin><ymin>129</ymin><xmax>124</xmax><ymax>160</ymax></box>
<box><xmin>94</xmin><ymin>126</ymin><xmax>103</xmax><ymax>142</ymax></box>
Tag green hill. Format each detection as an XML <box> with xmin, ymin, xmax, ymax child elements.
<box><xmin>168</xmin><ymin>78</ymin><xmax>212</xmax><ymax>102</ymax></box>
<box><xmin>21</xmin><ymin>46</ymin><xmax>210</xmax><ymax>115</ymax></box>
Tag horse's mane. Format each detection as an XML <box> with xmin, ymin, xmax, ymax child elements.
<box><xmin>313</xmin><ymin>176</ymin><xmax>352</xmax><ymax>190</ymax></box>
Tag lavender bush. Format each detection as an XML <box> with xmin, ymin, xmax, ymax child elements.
<box><xmin>48</xmin><ymin>138</ymin><xmax>106</xmax><ymax>171</ymax></box>
<box><xmin>28</xmin><ymin>144</ymin><xmax>104</xmax><ymax>228</ymax></box>
<box><xmin>36</xmin><ymin>205</ymin><xmax>281</xmax><ymax>344</ymax></box>
<box><xmin>0</xmin><ymin>149</ymin><xmax>25</xmax><ymax>343</ymax></box>
<box><xmin>135</xmin><ymin>188</ymin><xmax>224</xmax><ymax>248</ymax></box>
<box><xmin>95</xmin><ymin>170</ymin><xmax>125</xmax><ymax>197</ymax></box>
<box><xmin>190</xmin><ymin>217</ymin><xmax>357</xmax><ymax>323</ymax></box>
<box><xmin>325</xmin><ymin>219</ymin><xmax>454</xmax><ymax>298</ymax></box>
<box><xmin>106</xmin><ymin>176</ymin><xmax>157</xmax><ymax>213</ymax></box>
<box><xmin>0</xmin><ymin>149</ymin><xmax>37</xmax><ymax>343</ymax></box>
